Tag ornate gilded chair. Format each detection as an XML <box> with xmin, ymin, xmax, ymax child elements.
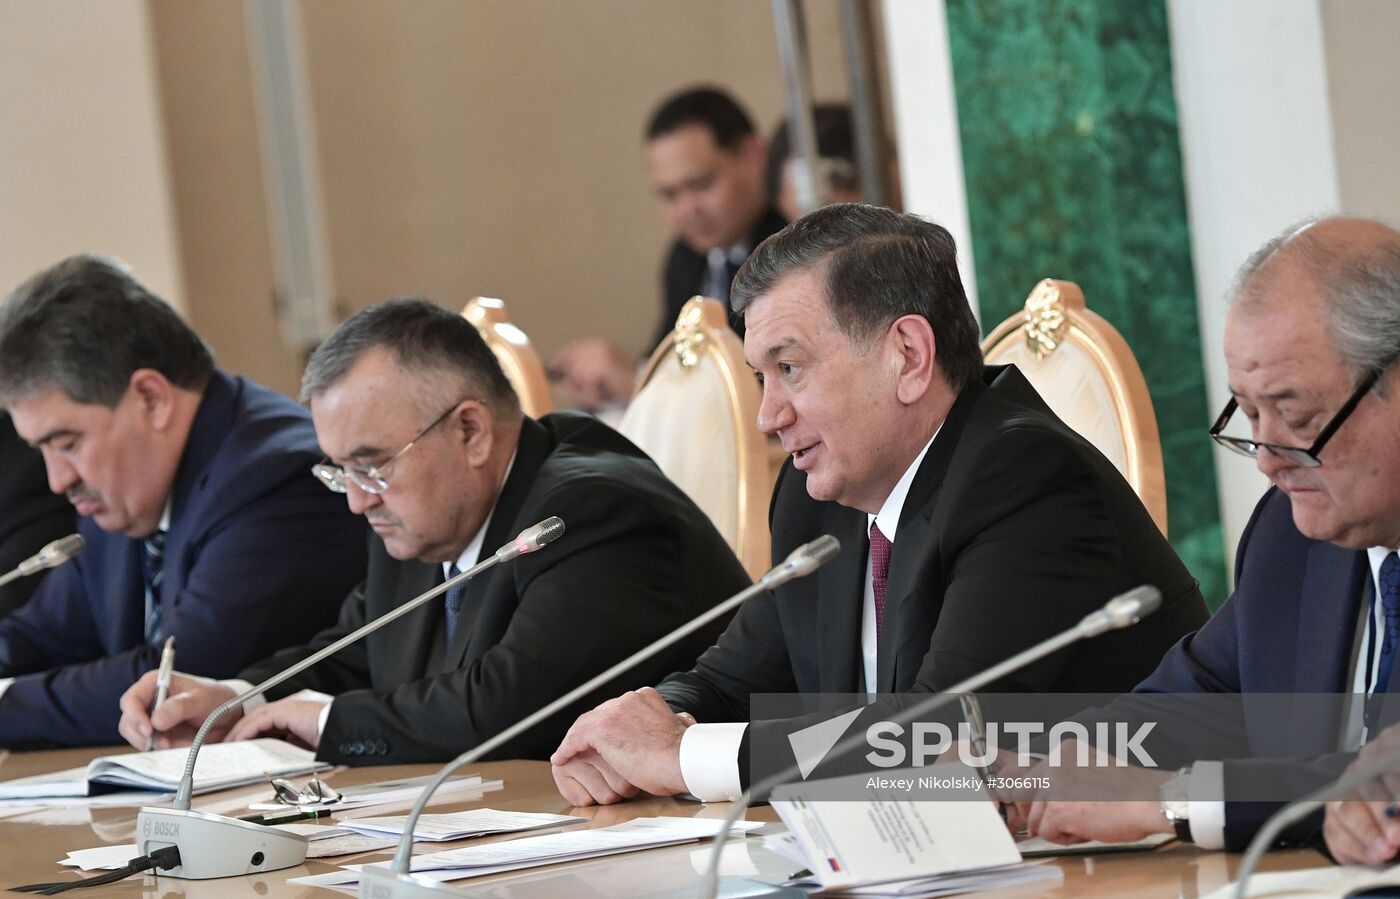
<box><xmin>461</xmin><ymin>297</ymin><xmax>553</xmax><ymax>419</ymax></box>
<box><xmin>618</xmin><ymin>297</ymin><xmax>771</xmax><ymax>579</ymax></box>
<box><xmin>981</xmin><ymin>279</ymin><xmax>1168</xmax><ymax>535</ymax></box>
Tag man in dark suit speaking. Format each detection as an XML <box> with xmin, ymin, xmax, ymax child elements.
<box><xmin>549</xmin><ymin>204</ymin><xmax>1208</xmax><ymax>805</ymax></box>
<box><xmin>0</xmin><ymin>255</ymin><xmax>365</xmax><ymax>747</ymax></box>
<box><xmin>120</xmin><ymin>298</ymin><xmax>748</xmax><ymax>764</ymax></box>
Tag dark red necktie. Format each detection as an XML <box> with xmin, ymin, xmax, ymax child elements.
<box><xmin>870</xmin><ymin>522</ymin><xmax>892</xmax><ymax>646</ymax></box>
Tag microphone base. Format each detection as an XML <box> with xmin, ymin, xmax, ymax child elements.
<box><xmin>359</xmin><ymin>867</ymin><xmax>492</xmax><ymax>897</ymax></box>
<box><xmin>136</xmin><ymin>807</ymin><xmax>309</xmax><ymax>879</ymax></box>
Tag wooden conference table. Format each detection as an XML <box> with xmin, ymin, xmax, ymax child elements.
<box><xmin>0</xmin><ymin>746</ymin><xmax>1328</xmax><ymax>898</ymax></box>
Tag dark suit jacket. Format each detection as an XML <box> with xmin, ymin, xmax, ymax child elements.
<box><xmin>242</xmin><ymin>412</ymin><xmax>750</xmax><ymax>766</ymax></box>
<box><xmin>658</xmin><ymin>365</ymin><xmax>1208</xmax><ymax>776</ymax></box>
<box><xmin>1088</xmin><ymin>486</ymin><xmax>1381</xmax><ymax>850</ymax></box>
<box><xmin>654</xmin><ymin>206</ymin><xmax>787</xmax><ymax>349</ymax></box>
<box><xmin>0</xmin><ymin>371</ymin><xmax>367</xmax><ymax>748</ymax></box>
<box><xmin>0</xmin><ymin>413</ymin><xmax>75</xmax><ymax>618</ymax></box>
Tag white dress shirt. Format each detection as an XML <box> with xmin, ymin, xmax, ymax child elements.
<box><xmin>678</xmin><ymin>432</ymin><xmax>939</xmax><ymax>802</ymax></box>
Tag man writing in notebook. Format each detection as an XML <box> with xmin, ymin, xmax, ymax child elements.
<box><xmin>549</xmin><ymin>203</ymin><xmax>1208</xmax><ymax>805</ymax></box>
<box><xmin>0</xmin><ymin>255</ymin><xmax>363</xmax><ymax>747</ymax></box>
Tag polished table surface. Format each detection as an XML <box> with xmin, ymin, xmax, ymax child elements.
<box><xmin>0</xmin><ymin>746</ymin><xmax>1329</xmax><ymax>898</ymax></box>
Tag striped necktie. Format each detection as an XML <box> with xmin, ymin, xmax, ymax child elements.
<box><xmin>1365</xmin><ymin>552</ymin><xmax>1400</xmax><ymax>736</ymax></box>
<box><xmin>444</xmin><ymin>565</ymin><xmax>469</xmax><ymax>648</ymax></box>
<box><xmin>143</xmin><ymin>529</ymin><xmax>167</xmax><ymax>642</ymax></box>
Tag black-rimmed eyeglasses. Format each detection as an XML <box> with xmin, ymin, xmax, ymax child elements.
<box><xmin>1208</xmin><ymin>367</ymin><xmax>1382</xmax><ymax>468</ymax></box>
<box><xmin>311</xmin><ymin>402</ymin><xmax>462</xmax><ymax>495</ymax></box>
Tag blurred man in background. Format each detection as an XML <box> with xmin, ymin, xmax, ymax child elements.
<box><xmin>551</xmin><ymin>86</ymin><xmax>784</xmax><ymax>413</ymax></box>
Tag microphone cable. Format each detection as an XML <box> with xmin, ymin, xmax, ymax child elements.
<box><xmin>11</xmin><ymin>845</ymin><xmax>181</xmax><ymax>894</ymax></box>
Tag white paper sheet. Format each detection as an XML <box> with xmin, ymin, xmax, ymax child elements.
<box><xmin>769</xmin><ymin>763</ymin><xmax>1021</xmax><ymax>890</ymax></box>
<box><xmin>339</xmin><ymin>808</ymin><xmax>584</xmax><ymax>841</ymax></box>
<box><xmin>60</xmin><ymin>844</ymin><xmax>137</xmax><ymax>871</ymax></box>
<box><xmin>289</xmin><ymin>816</ymin><xmax>764</xmax><ymax>888</ymax></box>
<box><xmin>1200</xmin><ymin>864</ymin><xmax>1400</xmax><ymax>899</ymax></box>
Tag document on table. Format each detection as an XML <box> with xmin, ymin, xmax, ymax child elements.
<box><xmin>272</xmin><ymin>823</ymin><xmax>402</xmax><ymax>858</ymax></box>
<box><xmin>1200</xmin><ymin>864</ymin><xmax>1400</xmax><ymax>899</ymax></box>
<box><xmin>768</xmin><ymin>762</ymin><xmax>1031</xmax><ymax>892</ymax></box>
<box><xmin>339</xmin><ymin>808</ymin><xmax>585</xmax><ymax>841</ymax></box>
<box><xmin>793</xmin><ymin>862</ymin><xmax>1062</xmax><ymax>897</ymax></box>
<box><xmin>289</xmin><ymin>816</ymin><xmax>765</xmax><ymax>889</ymax></box>
<box><xmin>0</xmin><ymin>738</ymin><xmax>327</xmax><ymax>799</ymax></box>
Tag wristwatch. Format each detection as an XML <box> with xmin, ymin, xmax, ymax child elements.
<box><xmin>1159</xmin><ymin>765</ymin><xmax>1194</xmax><ymax>843</ymax></box>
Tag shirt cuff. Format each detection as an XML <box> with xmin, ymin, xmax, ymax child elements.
<box><xmin>219</xmin><ymin>678</ymin><xmax>265</xmax><ymax>711</ymax></box>
<box><xmin>1186</xmin><ymin>760</ymin><xmax>1226</xmax><ymax>850</ymax></box>
<box><xmin>309</xmin><ymin>693</ymin><xmax>334</xmax><ymax>739</ymax></box>
<box><xmin>679</xmin><ymin>722</ymin><xmax>747</xmax><ymax>802</ymax></box>
<box><xmin>0</xmin><ymin>677</ymin><xmax>12</xmax><ymax>701</ymax></box>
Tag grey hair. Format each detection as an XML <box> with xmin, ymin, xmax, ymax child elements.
<box><xmin>301</xmin><ymin>297</ymin><xmax>521</xmax><ymax>421</ymax></box>
<box><xmin>1234</xmin><ymin>218</ymin><xmax>1400</xmax><ymax>395</ymax></box>
<box><xmin>0</xmin><ymin>254</ymin><xmax>214</xmax><ymax>408</ymax></box>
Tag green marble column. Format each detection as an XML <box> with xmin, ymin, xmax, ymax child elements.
<box><xmin>945</xmin><ymin>0</ymin><xmax>1227</xmax><ymax>605</ymax></box>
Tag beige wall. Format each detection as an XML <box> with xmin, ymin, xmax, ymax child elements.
<box><xmin>0</xmin><ymin>0</ymin><xmax>184</xmax><ymax>312</ymax></box>
<box><xmin>1322</xmin><ymin>0</ymin><xmax>1400</xmax><ymax>225</ymax></box>
<box><xmin>144</xmin><ymin>0</ymin><xmax>852</xmax><ymax>398</ymax></box>
<box><xmin>149</xmin><ymin>0</ymin><xmax>305</xmax><ymax>397</ymax></box>
<box><xmin>11</xmin><ymin>1</ymin><xmax>854</xmax><ymax>399</ymax></box>
<box><xmin>296</xmin><ymin>0</ymin><xmax>850</xmax><ymax>388</ymax></box>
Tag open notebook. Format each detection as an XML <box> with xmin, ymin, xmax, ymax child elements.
<box><xmin>0</xmin><ymin>739</ymin><xmax>327</xmax><ymax>800</ymax></box>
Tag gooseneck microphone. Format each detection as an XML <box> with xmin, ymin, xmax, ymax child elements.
<box><xmin>357</xmin><ymin>534</ymin><xmax>842</xmax><ymax>899</ymax></box>
<box><xmin>134</xmin><ymin>517</ymin><xmax>564</xmax><ymax>880</ymax></box>
<box><xmin>698</xmin><ymin>584</ymin><xmax>1164</xmax><ymax>899</ymax></box>
<box><xmin>1230</xmin><ymin>748</ymin><xmax>1400</xmax><ymax>899</ymax></box>
<box><xmin>0</xmin><ymin>533</ymin><xmax>84</xmax><ymax>589</ymax></box>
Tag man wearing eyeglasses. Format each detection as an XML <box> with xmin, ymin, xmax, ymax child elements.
<box><xmin>0</xmin><ymin>255</ymin><xmax>366</xmax><ymax>748</ymax></box>
<box><xmin>119</xmin><ymin>297</ymin><xmax>747</xmax><ymax>764</ymax></box>
<box><xmin>1015</xmin><ymin>217</ymin><xmax>1400</xmax><ymax>855</ymax></box>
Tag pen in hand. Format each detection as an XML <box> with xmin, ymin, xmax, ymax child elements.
<box><xmin>145</xmin><ymin>636</ymin><xmax>176</xmax><ymax>752</ymax></box>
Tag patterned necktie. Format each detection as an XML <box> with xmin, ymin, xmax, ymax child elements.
<box><xmin>143</xmin><ymin>529</ymin><xmax>166</xmax><ymax>642</ymax></box>
<box><xmin>1366</xmin><ymin>552</ymin><xmax>1400</xmax><ymax>735</ymax></box>
<box><xmin>869</xmin><ymin>522</ymin><xmax>893</xmax><ymax>647</ymax></box>
<box><xmin>443</xmin><ymin>565</ymin><xmax>468</xmax><ymax>648</ymax></box>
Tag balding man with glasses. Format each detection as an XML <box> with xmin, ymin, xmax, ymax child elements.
<box><xmin>120</xmin><ymin>298</ymin><xmax>746</xmax><ymax>765</ymax></box>
<box><xmin>1013</xmin><ymin>217</ymin><xmax>1400</xmax><ymax>857</ymax></box>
